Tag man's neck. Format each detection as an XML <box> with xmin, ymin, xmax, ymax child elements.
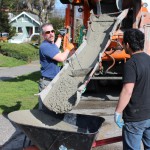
<box><xmin>132</xmin><ymin>50</ymin><xmax>143</xmax><ymax>55</ymax></box>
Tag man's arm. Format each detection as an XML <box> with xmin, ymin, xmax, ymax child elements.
<box><xmin>55</xmin><ymin>36</ymin><xmax>62</xmax><ymax>48</ymax></box>
<box><xmin>54</xmin><ymin>36</ymin><xmax>68</xmax><ymax>62</ymax></box>
<box><xmin>53</xmin><ymin>50</ymin><xmax>70</xmax><ymax>62</ymax></box>
<box><xmin>115</xmin><ymin>82</ymin><xmax>135</xmax><ymax>113</ymax></box>
<box><xmin>114</xmin><ymin>82</ymin><xmax>135</xmax><ymax>128</ymax></box>
<box><xmin>53</xmin><ymin>43</ymin><xmax>74</xmax><ymax>62</ymax></box>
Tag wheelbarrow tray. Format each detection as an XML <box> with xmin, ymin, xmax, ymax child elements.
<box><xmin>8</xmin><ymin>110</ymin><xmax>105</xmax><ymax>150</ymax></box>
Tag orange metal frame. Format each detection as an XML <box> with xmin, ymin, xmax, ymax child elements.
<box><xmin>102</xmin><ymin>32</ymin><xmax>130</xmax><ymax>61</ymax></box>
<box><xmin>63</xmin><ymin>0</ymin><xmax>131</xmax><ymax>61</ymax></box>
<box><xmin>102</xmin><ymin>0</ymin><xmax>150</xmax><ymax>61</ymax></box>
<box><xmin>63</xmin><ymin>0</ymin><xmax>91</xmax><ymax>50</ymax></box>
<box><xmin>63</xmin><ymin>0</ymin><xmax>150</xmax><ymax>67</ymax></box>
<box><xmin>63</xmin><ymin>0</ymin><xmax>150</xmax><ymax>54</ymax></box>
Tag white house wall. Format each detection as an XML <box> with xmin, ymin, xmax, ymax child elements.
<box><xmin>9</xmin><ymin>13</ymin><xmax>40</xmax><ymax>43</ymax></box>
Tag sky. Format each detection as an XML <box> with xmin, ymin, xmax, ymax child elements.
<box><xmin>53</xmin><ymin>0</ymin><xmax>67</xmax><ymax>17</ymax></box>
<box><xmin>54</xmin><ymin>0</ymin><xmax>67</xmax><ymax>9</ymax></box>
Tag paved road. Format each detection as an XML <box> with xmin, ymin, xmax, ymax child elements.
<box><xmin>0</xmin><ymin>61</ymin><xmax>40</xmax><ymax>81</ymax></box>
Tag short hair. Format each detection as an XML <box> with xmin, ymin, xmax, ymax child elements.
<box><xmin>123</xmin><ymin>29</ymin><xmax>145</xmax><ymax>52</ymax></box>
<box><xmin>41</xmin><ymin>23</ymin><xmax>53</xmax><ymax>33</ymax></box>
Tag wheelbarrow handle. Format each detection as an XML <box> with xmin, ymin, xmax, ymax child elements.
<box><xmin>92</xmin><ymin>136</ymin><xmax>122</xmax><ymax>147</ymax></box>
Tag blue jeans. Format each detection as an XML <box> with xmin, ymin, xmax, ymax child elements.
<box><xmin>123</xmin><ymin>119</ymin><xmax>150</xmax><ymax>150</ymax></box>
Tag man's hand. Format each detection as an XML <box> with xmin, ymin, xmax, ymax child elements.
<box><xmin>58</xmin><ymin>34</ymin><xmax>63</xmax><ymax>39</ymax></box>
<box><xmin>58</xmin><ymin>29</ymin><xmax>67</xmax><ymax>38</ymax></box>
<box><xmin>65</xmin><ymin>43</ymin><xmax>74</xmax><ymax>51</ymax></box>
<box><xmin>114</xmin><ymin>112</ymin><xmax>124</xmax><ymax>128</ymax></box>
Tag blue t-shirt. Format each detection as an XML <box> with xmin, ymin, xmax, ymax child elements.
<box><xmin>39</xmin><ymin>40</ymin><xmax>60</xmax><ymax>79</ymax></box>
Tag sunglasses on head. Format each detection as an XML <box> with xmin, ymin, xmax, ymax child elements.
<box><xmin>45</xmin><ymin>30</ymin><xmax>55</xmax><ymax>34</ymax></box>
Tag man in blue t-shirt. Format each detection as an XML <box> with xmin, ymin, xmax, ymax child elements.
<box><xmin>114</xmin><ymin>29</ymin><xmax>150</xmax><ymax>149</ymax></box>
<box><xmin>39</xmin><ymin>23</ymin><xmax>74</xmax><ymax>110</ymax></box>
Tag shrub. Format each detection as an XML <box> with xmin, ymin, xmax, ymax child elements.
<box><xmin>31</xmin><ymin>35</ymin><xmax>40</xmax><ymax>42</ymax></box>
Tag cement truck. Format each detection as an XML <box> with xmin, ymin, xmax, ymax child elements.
<box><xmin>60</xmin><ymin>0</ymin><xmax>150</xmax><ymax>91</ymax></box>
<box><xmin>37</xmin><ymin>0</ymin><xmax>150</xmax><ymax>114</ymax></box>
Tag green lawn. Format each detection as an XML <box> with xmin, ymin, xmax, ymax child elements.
<box><xmin>0</xmin><ymin>43</ymin><xmax>40</xmax><ymax>114</ymax></box>
<box><xmin>0</xmin><ymin>54</ymin><xmax>27</xmax><ymax>67</ymax></box>
<box><xmin>0</xmin><ymin>71</ymin><xmax>40</xmax><ymax>114</ymax></box>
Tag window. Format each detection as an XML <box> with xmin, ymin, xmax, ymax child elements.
<box><xmin>35</xmin><ymin>27</ymin><xmax>40</xmax><ymax>33</ymax></box>
<box><xmin>18</xmin><ymin>27</ymin><xmax>23</xmax><ymax>33</ymax></box>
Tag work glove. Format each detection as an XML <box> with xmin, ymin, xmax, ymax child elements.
<box><xmin>114</xmin><ymin>112</ymin><xmax>124</xmax><ymax>128</ymax></box>
<box><xmin>65</xmin><ymin>43</ymin><xmax>74</xmax><ymax>51</ymax></box>
<box><xmin>58</xmin><ymin>29</ymin><xmax>67</xmax><ymax>38</ymax></box>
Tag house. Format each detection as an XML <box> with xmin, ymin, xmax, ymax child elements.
<box><xmin>9</xmin><ymin>11</ymin><xmax>41</xmax><ymax>44</ymax></box>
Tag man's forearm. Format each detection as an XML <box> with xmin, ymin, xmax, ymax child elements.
<box><xmin>55</xmin><ymin>37</ymin><xmax>62</xmax><ymax>48</ymax></box>
<box><xmin>53</xmin><ymin>50</ymin><xmax>69</xmax><ymax>62</ymax></box>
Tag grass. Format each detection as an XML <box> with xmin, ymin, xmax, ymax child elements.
<box><xmin>0</xmin><ymin>43</ymin><xmax>40</xmax><ymax>114</ymax></box>
<box><xmin>0</xmin><ymin>71</ymin><xmax>40</xmax><ymax>114</ymax></box>
<box><xmin>0</xmin><ymin>43</ymin><xmax>39</xmax><ymax>62</ymax></box>
<box><xmin>0</xmin><ymin>54</ymin><xmax>27</xmax><ymax>67</ymax></box>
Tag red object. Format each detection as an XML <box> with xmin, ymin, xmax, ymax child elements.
<box><xmin>23</xmin><ymin>136</ymin><xmax>122</xmax><ymax>149</ymax></box>
<box><xmin>92</xmin><ymin>136</ymin><xmax>123</xmax><ymax>148</ymax></box>
<box><xmin>23</xmin><ymin>145</ymin><xmax>39</xmax><ymax>150</ymax></box>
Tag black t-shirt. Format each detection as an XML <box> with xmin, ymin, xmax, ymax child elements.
<box><xmin>123</xmin><ymin>52</ymin><xmax>150</xmax><ymax>122</ymax></box>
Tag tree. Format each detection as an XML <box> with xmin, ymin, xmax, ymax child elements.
<box><xmin>49</xmin><ymin>17</ymin><xmax>65</xmax><ymax>33</ymax></box>
<box><xmin>0</xmin><ymin>0</ymin><xmax>56</xmax><ymax>23</ymax></box>
<box><xmin>0</xmin><ymin>12</ymin><xmax>15</xmax><ymax>38</ymax></box>
<box><xmin>18</xmin><ymin>0</ymin><xmax>56</xmax><ymax>23</ymax></box>
<box><xmin>0</xmin><ymin>0</ymin><xmax>20</xmax><ymax>11</ymax></box>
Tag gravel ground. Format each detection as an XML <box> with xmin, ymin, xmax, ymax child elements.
<box><xmin>0</xmin><ymin>114</ymin><xmax>30</xmax><ymax>150</ymax></box>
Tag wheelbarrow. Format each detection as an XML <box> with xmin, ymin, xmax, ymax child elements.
<box><xmin>8</xmin><ymin>110</ymin><xmax>122</xmax><ymax>150</ymax></box>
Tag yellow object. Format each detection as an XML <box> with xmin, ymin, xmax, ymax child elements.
<box><xmin>65</xmin><ymin>43</ymin><xmax>74</xmax><ymax>51</ymax></box>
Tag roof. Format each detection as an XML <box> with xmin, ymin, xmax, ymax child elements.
<box><xmin>10</xmin><ymin>11</ymin><xmax>40</xmax><ymax>25</ymax></box>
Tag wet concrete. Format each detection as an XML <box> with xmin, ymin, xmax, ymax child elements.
<box><xmin>40</xmin><ymin>12</ymin><xmax>116</xmax><ymax>114</ymax></box>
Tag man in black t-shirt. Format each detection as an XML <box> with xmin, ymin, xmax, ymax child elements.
<box><xmin>114</xmin><ymin>28</ymin><xmax>150</xmax><ymax>149</ymax></box>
